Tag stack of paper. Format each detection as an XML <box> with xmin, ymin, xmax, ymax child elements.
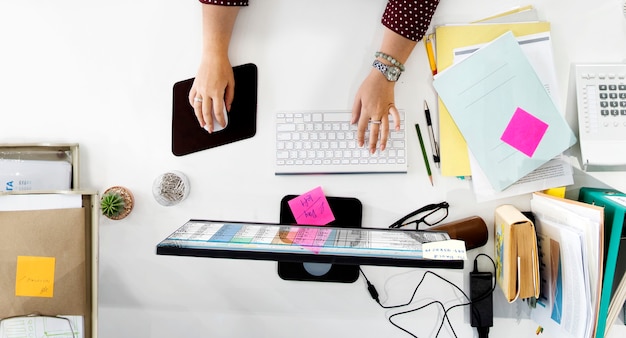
<box><xmin>0</xmin><ymin>158</ymin><xmax>72</xmax><ymax>192</ymax></box>
<box><xmin>433</xmin><ymin>30</ymin><xmax>576</xmax><ymax>192</ymax></box>
<box><xmin>472</xmin><ymin>5</ymin><xmax>538</xmax><ymax>24</ymax></box>
<box><xmin>431</xmin><ymin>6</ymin><xmax>578</xmax><ymax>197</ymax></box>
<box><xmin>529</xmin><ymin>192</ymin><xmax>604</xmax><ymax>338</ymax></box>
<box><xmin>607</xmin><ymin>270</ymin><xmax>626</xmax><ymax>336</ymax></box>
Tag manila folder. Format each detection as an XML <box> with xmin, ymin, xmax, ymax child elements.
<box><xmin>0</xmin><ymin>207</ymin><xmax>86</xmax><ymax>317</ymax></box>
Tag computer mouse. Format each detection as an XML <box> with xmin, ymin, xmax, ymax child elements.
<box><xmin>204</xmin><ymin>104</ymin><xmax>229</xmax><ymax>132</ymax></box>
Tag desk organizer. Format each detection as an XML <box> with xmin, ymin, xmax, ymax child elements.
<box><xmin>0</xmin><ymin>143</ymin><xmax>80</xmax><ymax>191</ymax></box>
<box><xmin>0</xmin><ymin>143</ymin><xmax>97</xmax><ymax>337</ymax></box>
<box><xmin>0</xmin><ymin>191</ymin><xmax>99</xmax><ymax>338</ymax></box>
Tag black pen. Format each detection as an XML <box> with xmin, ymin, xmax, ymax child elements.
<box><xmin>423</xmin><ymin>100</ymin><xmax>440</xmax><ymax>168</ymax></box>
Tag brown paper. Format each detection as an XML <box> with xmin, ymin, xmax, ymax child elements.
<box><xmin>0</xmin><ymin>207</ymin><xmax>86</xmax><ymax>317</ymax></box>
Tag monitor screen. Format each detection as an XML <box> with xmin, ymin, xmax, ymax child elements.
<box><xmin>156</xmin><ymin>220</ymin><xmax>465</xmax><ymax>269</ymax></box>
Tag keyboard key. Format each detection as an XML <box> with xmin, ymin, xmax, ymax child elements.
<box><xmin>323</xmin><ymin>112</ymin><xmax>351</xmax><ymax>122</ymax></box>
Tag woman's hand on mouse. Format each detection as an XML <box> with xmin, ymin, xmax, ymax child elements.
<box><xmin>189</xmin><ymin>4</ymin><xmax>239</xmax><ymax>133</ymax></box>
<box><xmin>189</xmin><ymin>55</ymin><xmax>233</xmax><ymax>133</ymax></box>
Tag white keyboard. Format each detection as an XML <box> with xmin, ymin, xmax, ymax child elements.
<box><xmin>275</xmin><ymin>111</ymin><xmax>407</xmax><ymax>174</ymax></box>
<box><xmin>574</xmin><ymin>64</ymin><xmax>626</xmax><ymax>167</ymax></box>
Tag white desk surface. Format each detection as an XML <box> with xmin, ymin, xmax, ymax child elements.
<box><xmin>1</xmin><ymin>0</ymin><xmax>625</xmax><ymax>337</ymax></box>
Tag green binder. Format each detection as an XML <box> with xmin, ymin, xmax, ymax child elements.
<box><xmin>579</xmin><ymin>187</ymin><xmax>626</xmax><ymax>337</ymax></box>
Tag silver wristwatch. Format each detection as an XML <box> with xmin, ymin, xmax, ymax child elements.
<box><xmin>372</xmin><ymin>59</ymin><xmax>402</xmax><ymax>82</ymax></box>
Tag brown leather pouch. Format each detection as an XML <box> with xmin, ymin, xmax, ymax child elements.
<box><xmin>426</xmin><ymin>216</ymin><xmax>488</xmax><ymax>250</ymax></box>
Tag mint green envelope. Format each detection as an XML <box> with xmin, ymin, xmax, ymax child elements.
<box><xmin>433</xmin><ymin>31</ymin><xmax>576</xmax><ymax>191</ymax></box>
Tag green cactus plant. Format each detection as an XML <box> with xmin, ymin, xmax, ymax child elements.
<box><xmin>100</xmin><ymin>186</ymin><xmax>134</xmax><ymax>220</ymax></box>
<box><xmin>101</xmin><ymin>192</ymin><xmax>125</xmax><ymax>218</ymax></box>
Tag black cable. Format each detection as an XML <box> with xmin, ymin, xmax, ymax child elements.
<box><xmin>359</xmin><ymin>253</ymin><xmax>496</xmax><ymax>338</ymax></box>
<box><xmin>359</xmin><ymin>268</ymin><xmax>468</xmax><ymax>337</ymax></box>
<box><xmin>387</xmin><ymin>299</ymin><xmax>452</xmax><ymax>338</ymax></box>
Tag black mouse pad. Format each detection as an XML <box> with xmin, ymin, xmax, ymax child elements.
<box><xmin>171</xmin><ymin>63</ymin><xmax>258</xmax><ymax>156</ymax></box>
<box><xmin>278</xmin><ymin>195</ymin><xmax>362</xmax><ymax>283</ymax></box>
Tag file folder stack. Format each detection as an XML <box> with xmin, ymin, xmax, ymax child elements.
<box><xmin>433</xmin><ymin>31</ymin><xmax>576</xmax><ymax>192</ymax></box>
<box><xmin>431</xmin><ymin>9</ymin><xmax>576</xmax><ymax>199</ymax></box>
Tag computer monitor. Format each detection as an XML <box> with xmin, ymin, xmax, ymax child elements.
<box><xmin>156</xmin><ymin>220</ymin><xmax>465</xmax><ymax>269</ymax></box>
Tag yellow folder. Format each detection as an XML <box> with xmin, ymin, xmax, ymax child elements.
<box><xmin>434</xmin><ymin>21</ymin><xmax>551</xmax><ymax>177</ymax></box>
<box><xmin>471</xmin><ymin>5</ymin><xmax>536</xmax><ymax>24</ymax></box>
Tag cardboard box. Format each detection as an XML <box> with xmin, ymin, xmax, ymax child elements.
<box><xmin>0</xmin><ymin>191</ymin><xmax>98</xmax><ymax>338</ymax></box>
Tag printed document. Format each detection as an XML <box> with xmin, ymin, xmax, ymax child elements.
<box><xmin>529</xmin><ymin>193</ymin><xmax>603</xmax><ymax>338</ymax></box>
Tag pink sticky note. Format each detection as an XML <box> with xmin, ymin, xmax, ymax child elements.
<box><xmin>288</xmin><ymin>186</ymin><xmax>335</xmax><ymax>225</ymax></box>
<box><xmin>309</xmin><ymin>228</ymin><xmax>332</xmax><ymax>253</ymax></box>
<box><xmin>292</xmin><ymin>228</ymin><xmax>318</xmax><ymax>247</ymax></box>
<box><xmin>312</xmin><ymin>228</ymin><xmax>332</xmax><ymax>247</ymax></box>
<box><xmin>292</xmin><ymin>227</ymin><xmax>332</xmax><ymax>254</ymax></box>
<box><xmin>500</xmin><ymin>107</ymin><xmax>548</xmax><ymax>157</ymax></box>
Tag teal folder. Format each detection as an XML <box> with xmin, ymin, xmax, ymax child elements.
<box><xmin>579</xmin><ymin>187</ymin><xmax>626</xmax><ymax>337</ymax></box>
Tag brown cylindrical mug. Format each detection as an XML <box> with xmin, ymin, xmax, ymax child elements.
<box><xmin>426</xmin><ymin>216</ymin><xmax>488</xmax><ymax>250</ymax></box>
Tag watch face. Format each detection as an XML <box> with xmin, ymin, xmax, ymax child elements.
<box><xmin>373</xmin><ymin>60</ymin><xmax>402</xmax><ymax>82</ymax></box>
<box><xmin>386</xmin><ymin>66</ymin><xmax>401</xmax><ymax>81</ymax></box>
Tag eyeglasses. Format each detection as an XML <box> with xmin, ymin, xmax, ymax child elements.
<box><xmin>388</xmin><ymin>201</ymin><xmax>449</xmax><ymax>230</ymax></box>
<box><xmin>0</xmin><ymin>314</ymin><xmax>77</xmax><ymax>338</ymax></box>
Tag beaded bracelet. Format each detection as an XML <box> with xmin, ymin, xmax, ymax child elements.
<box><xmin>375</xmin><ymin>51</ymin><xmax>405</xmax><ymax>72</ymax></box>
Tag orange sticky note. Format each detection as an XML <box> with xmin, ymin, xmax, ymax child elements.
<box><xmin>15</xmin><ymin>256</ymin><xmax>56</xmax><ymax>298</ymax></box>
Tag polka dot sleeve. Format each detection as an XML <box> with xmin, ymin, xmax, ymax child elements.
<box><xmin>382</xmin><ymin>0</ymin><xmax>440</xmax><ymax>41</ymax></box>
<box><xmin>198</xmin><ymin>0</ymin><xmax>248</xmax><ymax>5</ymax></box>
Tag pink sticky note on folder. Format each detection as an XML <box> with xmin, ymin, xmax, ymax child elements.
<box><xmin>288</xmin><ymin>186</ymin><xmax>335</xmax><ymax>225</ymax></box>
<box><xmin>500</xmin><ymin>107</ymin><xmax>548</xmax><ymax>157</ymax></box>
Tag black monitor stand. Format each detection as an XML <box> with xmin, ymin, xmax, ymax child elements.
<box><xmin>278</xmin><ymin>195</ymin><xmax>362</xmax><ymax>283</ymax></box>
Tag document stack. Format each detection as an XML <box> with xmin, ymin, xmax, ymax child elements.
<box><xmin>431</xmin><ymin>7</ymin><xmax>577</xmax><ymax>201</ymax></box>
<box><xmin>0</xmin><ymin>143</ymin><xmax>97</xmax><ymax>338</ymax></box>
<box><xmin>0</xmin><ymin>143</ymin><xmax>77</xmax><ymax>192</ymax></box>
<box><xmin>430</xmin><ymin>6</ymin><xmax>626</xmax><ymax>337</ymax></box>
<box><xmin>529</xmin><ymin>192</ymin><xmax>604</xmax><ymax>338</ymax></box>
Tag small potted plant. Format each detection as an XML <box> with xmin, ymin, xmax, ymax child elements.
<box><xmin>100</xmin><ymin>186</ymin><xmax>134</xmax><ymax>220</ymax></box>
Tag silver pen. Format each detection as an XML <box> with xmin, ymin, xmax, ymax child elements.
<box><xmin>423</xmin><ymin>100</ymin><xmax>440</xmax><ymax>168</ymax></box>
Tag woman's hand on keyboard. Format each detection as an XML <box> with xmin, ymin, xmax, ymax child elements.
<box><xmin>351</xmin><ymin>69</ymin><xmax>401</xmax><ymax>153</ymax></box>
